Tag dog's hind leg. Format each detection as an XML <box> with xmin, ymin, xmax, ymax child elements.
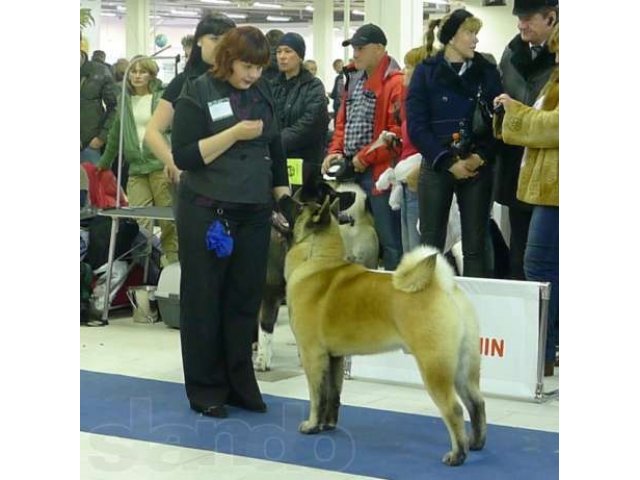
<box><xmin>414</xmin><ymin>354</ymin><xmax>468</xmax><ymax>466</ymax></box>
<box><xmin>298</xmin><ymin>347</ymin><xmax>330</xmax><ymax>434</ymax></box>
<box><xmin>319</xmin><ymin>355</ymin><xmax>344</xmax><ymax>430</ymax></box>
<box><xmin>455</xmin><ymin>343</ymin><xmax>486</xmax><ymax>451</ymax></box>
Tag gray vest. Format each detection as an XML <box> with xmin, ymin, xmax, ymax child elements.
<box><xmin>182</xmin><ymin>76</ymin><xmax>276</xmax><ymax>205</ymax></box>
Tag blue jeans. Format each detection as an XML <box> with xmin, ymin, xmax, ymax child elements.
<box><xmin>400</xmin><ymin>185</ymin><xmax>420</xmax><ymax>253</ymax></box>
<box><xmin>524</xmin><ymin>206</ymin><xmax>559</xmax><ymax>363</ymax></box>
<box><xmin>358</xmin><ymin>170</ymin><xmax>403</xmax><ymax>270</ymax></box>
<box><xmin>80</xmin><ymin>146</ymin><xmax>101</xmax><ymax>165</ymax></box>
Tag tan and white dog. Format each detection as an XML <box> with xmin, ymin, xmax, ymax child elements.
<box><xmin>284</xmin><ymin>183</ymin><xmax>486</xmax><ymax>466</ymax></box>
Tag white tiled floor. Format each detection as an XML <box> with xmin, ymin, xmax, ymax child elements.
<box><xmin>80</xmin><ymin>307</ymin><xmax>559</xmax><ymax>479</ymax></box>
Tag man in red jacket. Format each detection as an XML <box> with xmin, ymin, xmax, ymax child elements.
<box><xmin>322</xmin><ymin>24</ymin><xmax>404</xmax><ymax>270</ymax></box>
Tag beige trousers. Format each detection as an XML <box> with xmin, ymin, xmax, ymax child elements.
<box><xmin>126</xmin><ymin>170</ymin><xmax>178</xmax><ymax>265</ymax></box>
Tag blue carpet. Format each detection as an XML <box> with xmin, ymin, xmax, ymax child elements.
<box><xmin>80</xmin><ymin>370</ymin><xmax>558</xmax><ymax>479</ymax></box>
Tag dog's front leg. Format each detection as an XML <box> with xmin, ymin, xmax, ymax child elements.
<box><xmin>298</xmin><ymin>348</ymin><xmax>330</xmax><ymax>434</ymax></box>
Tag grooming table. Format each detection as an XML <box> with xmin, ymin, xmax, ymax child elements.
<box><xmin>96</xmin><ymin>206</ymin><xmax>175</xmax><ymax>325</ymax></box>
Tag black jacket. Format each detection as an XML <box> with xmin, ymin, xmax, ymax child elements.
<box><xmin>494</xmin><ymin>35</ymin><xmax>556</xmax><ymax>207</ymax></box>
<box><xmin>329</xmin><ymin>72</ymin><xmax>345</xmax><ymax>114</ymax></box>
<box><xmin>80</xmin><ymin>60</ymin><xmax>117</xmax><ymax>148</ymax></box>
<box><xmin>271</xmin><ymin>69</ymin><xmax>329</xmax><ymax>168</ymax></box>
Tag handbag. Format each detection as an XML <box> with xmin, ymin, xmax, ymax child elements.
<box><xmin>471</xmin><ymin>84</ymin><xmax>494</xmax><ymax>138</ymax></box>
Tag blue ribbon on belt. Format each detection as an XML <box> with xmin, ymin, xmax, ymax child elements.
<box><xmin>205</xmin><ymin>219</ymin><xmax>233</xmax><ymax>257</ymax></box>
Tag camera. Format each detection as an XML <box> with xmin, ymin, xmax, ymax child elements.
<box><xmin>451</xmin><ymin>124</ymin><xmax>473</xmax><ymax>159</ymax></box>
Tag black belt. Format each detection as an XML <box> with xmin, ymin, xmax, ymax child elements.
<box><xmin>193</xmin><ymin>194</ymin><xmax>270</xmax><ymax>212</ymax></box>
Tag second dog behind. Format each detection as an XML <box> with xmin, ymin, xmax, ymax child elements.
<box><xmin>254</xmin><ymin>182</ymin><xmax>378</xmax><ymax>372</ymax></box>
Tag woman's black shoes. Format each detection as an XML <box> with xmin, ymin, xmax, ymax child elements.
<box><xmin>227</xmin><ymin>397</ymin><xmax>267</xmax><ymax>413</ymax></box>
<box><xmin>226</xmin><ymin>392</ymin><xmax>267</xmax><ymax>412</ymax></box>
<box><xmin>190</xmin><ymin>394</ymin><xmax>267</xmax><ymax>417</ymax></box>
<box><xmin>190</xmin><ymin>403</ymin><xmax>228</xmax><ymax>418</ymax></box>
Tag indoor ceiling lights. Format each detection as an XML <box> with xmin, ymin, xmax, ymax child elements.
<box><xmin>170</xmin><ymin>9</ymin><xmax>201</xmax><ymax>16</ymax></box>
<box><xmin>266</xmin><ymin>15</ymin><xmax>291</xmax><ymax>22</ymax></box>
<box><xmin>253</xmin><ymin>2</ymin><xmax>283</xmax><ymax>9</ymax></box>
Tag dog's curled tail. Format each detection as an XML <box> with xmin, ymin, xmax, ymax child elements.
<box><xmin>392</xmin><ymin>246</ymin><xmax>455</xmax><ymax>294</ymax></box>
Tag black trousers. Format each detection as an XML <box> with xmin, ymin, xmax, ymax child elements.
<box><xmin>175</xmin><ymin>184</ymin><xmax>271</xmax><ymax>408</ymax></box>
<box><xmin>418</xmin><ymin>163</ymin><xmax>493</xmax><ymax>278</ymax></box>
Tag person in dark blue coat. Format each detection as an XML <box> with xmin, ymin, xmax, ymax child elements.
<box><xmin>406</xmin><ymin>9</ymin><xmax>502</xmax><ymax>278</ymax></box>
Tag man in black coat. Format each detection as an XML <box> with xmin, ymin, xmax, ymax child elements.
<box><xmin>494</xmin><ymin>0</ymin><xmax>558</xmax><ymax>279</ymax></box>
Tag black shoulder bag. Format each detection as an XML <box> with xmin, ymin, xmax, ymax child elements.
<box><xmin>471</xmin><ymin>84</ymin><xmax>494</xmax><ymax>138</ymax></box>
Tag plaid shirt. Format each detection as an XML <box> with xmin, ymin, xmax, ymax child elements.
<box><xmin>344</xmin><ymin>74</ymin><xmax>376</xmax><ymax>157</ymax></box>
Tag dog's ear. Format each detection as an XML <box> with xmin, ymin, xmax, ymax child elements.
<box><xmin>336</xmin><ymin>191</ymin><xmax>356</xmax><ymax>211</ymax></box>
<box><xmin>329</xmin><ymin>196</ymin><xmax>341</xmax><ymax>218</ymax></box>
<box><xmin>316</xmin><ymin>181</ymin><xmax>338</xmax><ymax>204</ymax></box>
<box><xmin>312</xmin><ymin>197</ymin><xmax>332</xmax><ymax>226</ymax></box>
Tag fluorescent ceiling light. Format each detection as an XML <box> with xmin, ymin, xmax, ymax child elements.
<box><xmin>352</xmin><ymin>9</ymin><xmax>365</xmax><ymax>16</ymax></box>
<box><xmin>254</xmin><ymin>2</ymin><xmax>283</xmax><ymax>9</ymax></box>
<box><xmin>201</xmin><ymin>0</ymin><xmax>233</xmax><ymax>4</ymax></box>
<box><xmin>226</xmin><ymin>13</ymin><xmax>248</xmax><ymax>19</ymax></box>
<box><xmin>305</xmin><ymin>5</ymin><xmax>314</xmax><ymax>12</ymax></box>
<box><xmin>424</xmin><ymin>0</ymin><xmax>449</xmax><ymax>4</ymax></box>
<box><xmin>171</xmin><ymin>9</ymin><xmax>200</xmax><ymax>16</ymax></box>
<box><xmin>101</xmin><ymin>12</ymin><xmax>117</xmax><ymax>16</ymax></box>
<box><xmin>266</xmin><ymin>15</ymin><xmax>291</xmax><ymax>22</ymax></box>
<box><xmin>116</xmin><ymin>5</ymin><xmax>126</xmax><ymax>11</ymax></box>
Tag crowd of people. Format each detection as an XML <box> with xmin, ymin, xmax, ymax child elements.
<box><xmin>80</xmin><ymin>0</ymin><xmax>560</xmax><ymax>416</ymax></box>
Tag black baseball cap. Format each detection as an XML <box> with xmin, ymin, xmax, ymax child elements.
<box><xmin>513</xmin><ymin>0</ymin><xmax>558</xmax><ymax>15</ymax></box>
<box><xmin>342</xmin><ymin>23</ymin><xmax>387</xmax><ymax>47</ymax></box>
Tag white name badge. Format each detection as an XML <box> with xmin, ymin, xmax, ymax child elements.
<box><xmin>208</xmin><ymin>98</ymin><xmax>233</xmax><ymax>122</ymax></box>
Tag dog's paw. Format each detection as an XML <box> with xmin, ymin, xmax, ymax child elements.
<box><xmin>441</xmin><ymin>450</ymin><xmax>466</xmax><ymax>467</ymax></box>
<box><xmin>298</xmin><ymin>421</ymin><xmax>321</xmax><ymax>434</ymax></box>
<box><xmin>468</xmin><ymin>434</ymin><xmax>486</xmax><ymax>451</ymax></box>
<box><xmin>253</xmin><ymin>352</ymin><xmax>270</xmax><ymax>372</ymax></box>
<box><xmin>320</xmin><ymin>423</ymin><xmax>336</xmax><ymax>432</ymax></box>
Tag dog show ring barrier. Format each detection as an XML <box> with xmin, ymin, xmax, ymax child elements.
<box><xmin>348</xmin><ymin>277</ymin><xmax>555</xmax><ymax>402</ymax></box>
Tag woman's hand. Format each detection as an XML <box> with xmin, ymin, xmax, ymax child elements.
<box><xmin>233</xmin><ymin>120</ymin><xmax>263</xmax><ymax>141</ymax></box>
<box><xmin>89</xmin><ymin>137</ymin><xmax>105</xmax><ymax>149</ymax></box>
<box><xmin>463</xmin><ymin>153</ymin><xmax>485</xmax><ymax>172</ymax></box>
<box><xmin>493</xmin><ymin>93</ymin><xmax>515</xmax><ymax>111</ymax></box>
<box><xmin>164</xmin><ymin>164</ymin><xmax>182</xmax><ymax>184</ymax></box>
<box><xmin>449</xmin><ymin>160</ymin><xmax>479</xmax><ymax>180</ymax></box>
<box><xmin>322</xmin><ymin>153</ymin><xmax>343</xmax><ymax>174</ymax></box>
<box><xmin>352</xmin><ymin>154</ymin><xmax>366</xmax><ymax>172</ymax></box>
